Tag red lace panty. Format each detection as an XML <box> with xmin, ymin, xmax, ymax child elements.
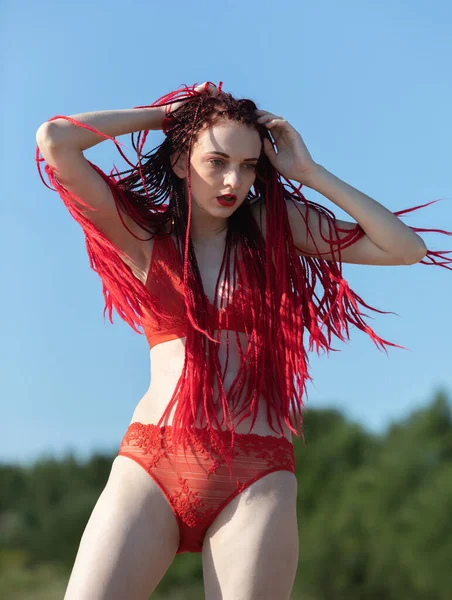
<box><xmin>118</xmin><ymin>422</ymin><xmax>296</xmax><ymax>554</ymax></box>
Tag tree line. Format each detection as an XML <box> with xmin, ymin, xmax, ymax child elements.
<box><xmin>1</xmin><ymin>389</ymin><xmax>451</xmax><ymax>599</ymax></box>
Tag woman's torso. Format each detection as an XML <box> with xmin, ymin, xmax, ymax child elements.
<box><xmin>128</xmin><ymin>207</ymin><xmax>292</xmax><ymax>441</ymax></box>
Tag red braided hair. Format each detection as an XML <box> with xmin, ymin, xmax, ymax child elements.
<box><xmin>36</xmin><ymin>82</ymin><xmax>452</xmax><ymax>470</ymax></box>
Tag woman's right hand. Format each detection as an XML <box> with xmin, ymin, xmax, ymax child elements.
<box><xmin>166</xmin><ymin>81</ymin><xmax>219</xmax><ymax>115</ymax></box>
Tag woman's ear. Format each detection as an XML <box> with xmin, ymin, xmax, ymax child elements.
<box><xmin>170</xmin><ymin>150</ymin><xmax>188</xmax><ymax>179</ymax></box>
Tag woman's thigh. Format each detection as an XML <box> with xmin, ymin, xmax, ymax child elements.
<box><xmin>201</xmin><ymin>470</ymin><xmax>299</xmax><ymax>600</ymax></box>
<box><xmin>64</xmin><ymin>455</ymin><xmax>180</xmax><ymax>600</ymax></box>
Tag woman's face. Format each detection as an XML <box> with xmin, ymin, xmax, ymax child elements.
<box><xmin>174</xmin><ymin>119</ymin><xmax>262</xmax><ymax>233</ymax></box>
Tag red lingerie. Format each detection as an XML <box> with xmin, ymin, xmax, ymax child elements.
<box><xmin>142</xmin><ymin>233</ymin><xmax>254</xmax><ymax>349</ymax></box>
<box><xmin>118</xmin><ymin>422</ymin><xmax>296</xmax><ymax>554</ymax></box>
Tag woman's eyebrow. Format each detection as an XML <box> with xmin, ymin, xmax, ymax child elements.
<box><xmin>205</xmin><ymin>151</ymin><xmax>259</xmax><ymax>162</ymax></box>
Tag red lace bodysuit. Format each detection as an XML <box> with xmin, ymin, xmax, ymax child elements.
<box><xmin>120</xmin><ymin>232</ymin><xmax>296</xmax><ymax>554</ymax></box>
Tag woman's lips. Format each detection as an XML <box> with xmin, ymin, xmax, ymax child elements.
<box><xmin>216</xmin><ymin>195</ymin><xmax>237</xmax><ymax>206</ymax></box>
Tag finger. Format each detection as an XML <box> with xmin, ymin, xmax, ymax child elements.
<box><xmin>265</xmin><ymin>118</ymin><xmax>286</xmax><ymax>128</ymax></box>
<box><xmin>255</xmin><ymin>109</ymin><xmax>276</xmax><ymax>116</ymax></box>
<box><xmin>195</xmin><ymin>82</ymin><xmax>218</xmax><ymax>95</ymax></box>
<box><xmin>203</xmin><ymin>81</ymin><xmax>218</xmax><ymax>94</ymax></box>
<box><xmin>256</xmin><ymin>114</ymin><xmax>283</xmax><ymax>124</ymax></box>
<box><xmin>256</xmin><ymin>112</ymin><xmax>278</xmax><ymax>119</ymax></box>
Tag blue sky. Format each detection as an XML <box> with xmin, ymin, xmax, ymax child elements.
<box><xmin>1</xmin><ymin>0</ymin><xmax>451</xmax><ymax>465</ymax></box>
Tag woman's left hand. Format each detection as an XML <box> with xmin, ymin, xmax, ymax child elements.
<box><xmin>256</xmin><ymin>109</ymin><xmax>318</xmax><ymax>184</ymax></box>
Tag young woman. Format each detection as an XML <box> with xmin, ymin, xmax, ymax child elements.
<box><xmin>36</xmin><ymin>82</ymin><xmax>450</xmax><ymax>600</ymax></box>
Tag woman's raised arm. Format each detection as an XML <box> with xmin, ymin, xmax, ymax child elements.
<box><xmin>36</xmin><ymin>106</ymin><xmax>166</xmax><ymax>151</ymax></box>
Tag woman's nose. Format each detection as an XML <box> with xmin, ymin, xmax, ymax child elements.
<box><xmin>224</xmin><ymin>169</ymin><xmax>241</xmax><ymax>189</ymax></box>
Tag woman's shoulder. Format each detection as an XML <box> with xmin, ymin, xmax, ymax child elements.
<box><xmin>124</xmin><ymin>221</ymin><xmax>173</xmax><ymax>286</ymax></box>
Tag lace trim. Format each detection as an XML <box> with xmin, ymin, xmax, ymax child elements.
<box><xmin>122</xmin><ymin>422</ymin><xmax>295</xmax><ymax>471</ymax></box>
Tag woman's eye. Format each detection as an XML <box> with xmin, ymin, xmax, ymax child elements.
<box><xmin>208</xmin><ymin>159</ymin><xmax>256</xmax><ymax>170</ymax></box>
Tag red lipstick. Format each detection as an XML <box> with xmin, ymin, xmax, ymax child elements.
<box><xmin>216</xmin><ymin>194</ymin><xmax>237</xmax><ymax>207</ymax></box>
